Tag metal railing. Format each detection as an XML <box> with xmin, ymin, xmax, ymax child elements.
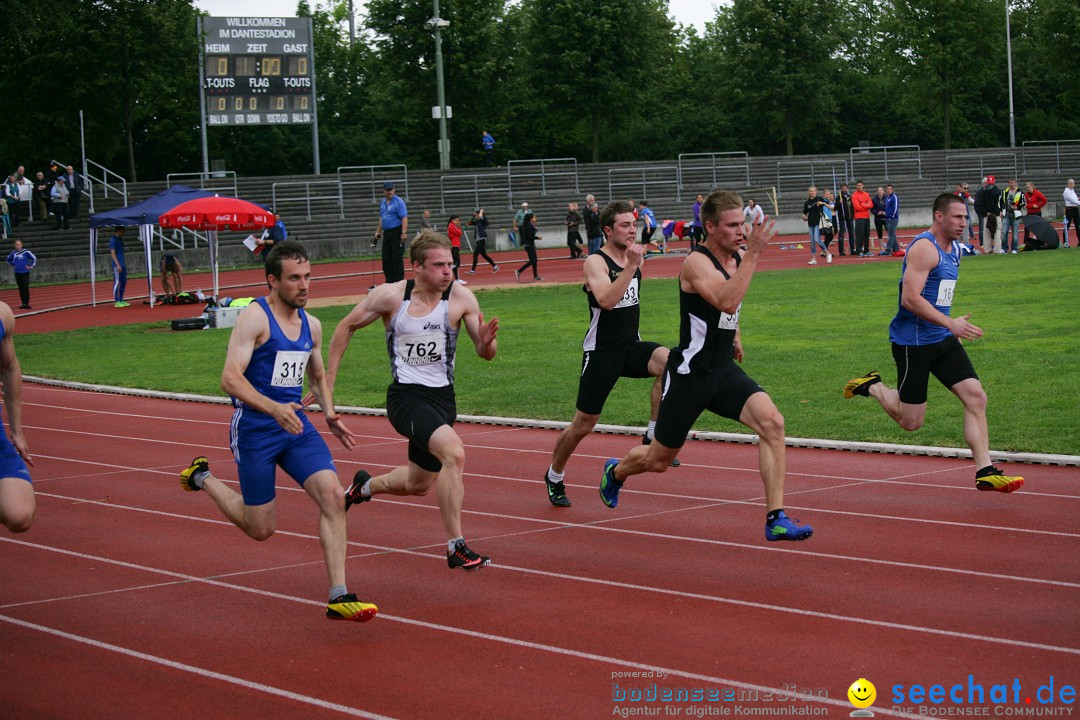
<box><xmin>677</xmin><ymin>151</ymin><xmax>750</xmax><ymax>190</ymax></box>
<box><xmin>607</xmin><ymin>166</ymin><xmax>681</xmax><ymax>203</ymax></box>
<box><xmin>775</xmin><ymin>160</ymin><xmax>850</xmax><ymax>198</ymax></box>
<box><xmin>83</xmin><ymin>158</ymin><xmax>128</xmax><ymax>207</ymax></box>
<box><xmin>848</xmin><ymin>145</ymin><xmax>922</xmax><ymax>180</ymax></box>
<box><xmin>153</xmin><ymin>226</ymin><xmax>208</xmax><ymax>251</ymax></box>
<box><xmin>166</xmin><ymin>170</ymin><xmax>238</xmax><ymax>197</ymax></box>
<box><xmin>52</xmin><ymin>157</ymin><xmax>112</xmax><ymax>214</ymax></box>
<box><xmin>439</xmin><ymin>173</ymin><xmax>511</xmax><ymax>214</ymax></box>
<box><xmin>944</xmin><ymin>153</ymin><xmax>1017</xmax><ymax>184</ymax></box>
<box><xmin>337</xmin><ymin>164</ymin><xmax>409</xmax><ymax>203</ymax></box>
<box><xmin>507</xmin><ymin>158</ymin><xmax>579</xmax><ymax>205</ymax></box>
<box><xmin>271</xmin><ymin>180</ymin><xmax>344</xmax><ymax>220</ymax></box>
<box><xmin>1021</xmin><ymin>140</ymin><xmax>1080</xmax><ymax>174</ymax></box>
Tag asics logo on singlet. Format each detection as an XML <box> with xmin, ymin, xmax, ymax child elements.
<box><xmin>423</xmin><ymin>322</ymin><xmax>443</xmax><ymax>330</ymax></box>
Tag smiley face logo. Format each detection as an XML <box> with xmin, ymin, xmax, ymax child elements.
<box><xmin>847</xmin><ymin>678</ymin><xmax>877</xmax><ymax>709</ymax></box>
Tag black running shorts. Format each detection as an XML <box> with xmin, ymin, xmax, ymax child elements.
<box><xmin>892</xmin><ymin>336</ymin><xmax>979</xmax><ymax>405</ymax></box>
<box><xmin>653</xmin><ymin>361</ymin><xmax>764</xmax><ymax>449</ymax></box>
<box><xmin>576</xmin><ymin>342</ymin><xmax>662</xmax><ymax>416</ymax></box>
<box><xmin>386</xmin><ymin>382</ymin><xmax>457</xmax><ymax>472</ymax></box>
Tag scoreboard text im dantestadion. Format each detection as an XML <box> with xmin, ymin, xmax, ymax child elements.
<box><xmin>201</xmin><ymin>16</ymin><xmax>315</xmax><ymax>127</ymax></box>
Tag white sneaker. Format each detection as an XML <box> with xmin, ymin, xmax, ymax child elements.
<box><xmin>1011</xmin><ymin>250</ymin><xmax>1017</xmax><ymax>254</ymax></box>
<box><xmin>456</xmin><ymin>279</ymin><xmax>468</xmax><ymax>285</ymax></box>
<box><xmin>826</xmin><ymin>253</ymin><xmax>833</xmax><ymax>264</ymax></box>
<box><xmin>808</xmin><ymin>258</ymin><xmax>818</xmax><ymax>265</ymax></box>
<box><xmin>492</xmin><ymin>264</ymin><xmax>500</xmax><ymax>273</ymax></box>
<box><xmin>996</xmin><ymin>250</ymin><xmax>1006</xmax><ymax>254</ymax></box>
<box><xmin>465</xmin><ymin>270</ymin><xmax>476</xmax><ymax>275</ymax></box>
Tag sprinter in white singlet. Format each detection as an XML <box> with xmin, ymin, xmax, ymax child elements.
<box><xmin>324</xmin><ymin>231</ymin><xmax>500</xmax><ymax>572</ymax></box>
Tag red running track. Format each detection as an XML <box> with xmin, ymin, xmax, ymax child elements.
<box><xmin>2</xmin><ymin>384</ymin><xmax>1078</xmax><ymax>719</ymax></box>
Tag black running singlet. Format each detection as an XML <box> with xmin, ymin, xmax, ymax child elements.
<box><xmin>582</xmin><ymin>251</ymin><xmax>642</xmax><ymax>352</ymax></box>
<box><xmin>669</xmin><ymin>246</ymin><xmax>741</xmax><ymax>374</ymax></box>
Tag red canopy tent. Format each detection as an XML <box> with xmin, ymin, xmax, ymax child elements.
<box><xmin>158</xmin><ymin>196</ymin><xmax>274</xmax><ymax>301</ymax></box>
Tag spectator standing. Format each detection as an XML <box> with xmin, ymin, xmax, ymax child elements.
<box><xmin>974</xmin><ymin>176</ymin><xmax>1002</xmax><ymax>252</ymax></box>
<box><xmin>638</xmin><ymin>201</ymin><xmax>658</xmax><ymax>248</ymax></box>
<box><xmin>6</xmin><ymin>240</ymin><xmax>36</xmax><ymax>309</ymax></box>
<box><xmin>419</xmin><ymin>209</ymin><xmax>434</xmax><ymax>233</ymax></box>
<box><xmin>63</xmin><ymin>166</ymin><xmax>84</xmax><ymax>219</ymax></box>
<box><xmin>835</xmin><ymin>184</ymin><xmax>855</xmax><ymax>256</ymax></box>
<box><xmin>801</xmin><ymin>186</ymin><xmax>832</xmax><ymax>265</ymax></box>
<box><xmin>743</xmin><ymin>198</ymin><xmax>764</xmax><ymax>234</ymax></box>
<box><xmin>819</xmin><ymin>189</ymin><xmax>836</xmax><ymax>255</ymax></box>
<box><xmin>1064</xmin><ymin>179</ymin><xmax>1080</xmax><ymax>248</ymax></box>
<box><xmin>871</xmin><ymin>186</ymin><xmax>888</xmax><ymax>250</ymax></box>
<box><xmin>466</xmin><ymin>208</ymin><xmax>498</xmax><ymax>273</ymax></box>
<box><xmin>585</xmin><ymin>200</ymin><xmax>603</xmax><ymax>255</ymax></box>
<box><xmin>1023</xmin><ymin>182</ymin><xmax>1047</xmax><ymax>247</ymax></box>
<box><xmin>565</xmin><ymin>202</ymin><xmax>584</xmax><ymax>258</ymax></box>
<box><xmin>511</xmin><ymin>202</ymin><xmax>528</xmax><ymax>249</ymax></box>
<box><xmin>954</xmin><ymin>182</ymin><xmax>976</xmax><ymax>244</ymax></box>
<box><xmin>258</xmin><ymin>214</ymin><xmax>286</xmax><ymax>266</ymax></box>
<box><xmin>32</xmin><ymin>173</ymin><xmax>51</xmax><ymax>221</ymax></box>
<box><xmin>690</xmin><ymin>193</ymin><xmax>705</xmax><ymax>249</ymax></box>
<box><xmin>2</xmin><ymin>176</ymin><xmax>20</xmax><ymax>228</ymax></box>
<box><xmin>446</xmin><ymin>214</ymin><xmax>466</xmax><ymax>283</ymax></box>
<box><xmin>109</xmin><ymin>226</ymin><xmax>129</xmax><ymax>307</ymax></box>
<box><xmin>852</xmin><ymin>181</ymin><xmax>873</xmax><ymax>256</ymax></box>
<box><xmin>374</xmin><ymin>182</ymin><xmax>408</xmax><ymax>283</ymax></box>
<box><xmin>50</xmin><ymin>178</ymin><xmax>70</xmax><ymax>230</ymax></box>
<box><xmin>481</xmin><ymin>131</ymin><xmax>496</xmax><ymax>166</ymax></box>
<box><xmin>1000</xmin><ymin>178</ymin><xmax>1025</xmax><ymax>253</ymax></box>
<box><xmin>515</xmin><ymin>211</ymin><xmax>542</xmax><ymax>281</ymax></box>
<box><xmin>880</xmin><ymin>185</ymin><xmax>900</xmax><ymax>255</ymax></box>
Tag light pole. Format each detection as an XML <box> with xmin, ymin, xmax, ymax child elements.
<box><xmin>1005</xmin><ymin>0</ymin><xmax>1016</xmax><ymax>147</ymax></box>
<box><xmin>426</xmin><ymin>1</ymin><xmax>451</xmax><ymax>170</ymax></box>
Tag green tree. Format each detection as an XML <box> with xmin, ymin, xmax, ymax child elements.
<box><xmin>518</xmin><ymin>0</ymin><xmax>676</xmax><ymax>162</ymax></box>
<box><xmin>878</xmin><ymin>0</ymin><xmax>1005</xmax><ymax>149</ymax></box>
<box><xmin>714</xmin><ymin>0</ymin><xmax>841</xmax><ymax>156</ymax></box>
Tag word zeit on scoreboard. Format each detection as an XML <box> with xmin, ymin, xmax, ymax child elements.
<box><xmin>203</xmin><ymin>16</ymin><xmax>314</xmax><ymax>126</ymax></box>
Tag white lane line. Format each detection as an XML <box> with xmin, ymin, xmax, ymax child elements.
<box><xmin>29</xmin><ymin>488</ymin><xmax>1078</xmax><ymax>589</ymax></box>
<box><xmin>0</xmin><ymin>614</ymin><xmax>395</xmax><ymax>720</ymax></box>
<box><xmin>4</xmin><ymin>536</ymin><xmax>1078</xmax><ymax>661</ymax></box>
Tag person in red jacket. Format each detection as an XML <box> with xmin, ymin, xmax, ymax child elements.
<box><xmin>446</xmin><ymin>214</ymin><xmax>466</xmax><ymax>284</ymax></box>
<box><xmin>851</xmin><ymin>181</ymin><xmax>874</xmax><ymax>257</ymax></box>
<box><xmin>1022</xmin><ymin>182</ymin><xmax>1048</xmax><ymax>247</ymax></box>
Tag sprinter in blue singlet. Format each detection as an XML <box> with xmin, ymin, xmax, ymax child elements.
<box><xmin>844</xmin><ymin>194</ymin><xmax>1025</xmax><ymax>493</ymax></box>
<box><xmin>179</xmin><ymin>241</ymin><xmax>378</xmax><ymax>622</ymax></box>
<box><xmin>0</xmin><ymin>301</ymin><xmax>35</xmax><ymax>533</ymax></box>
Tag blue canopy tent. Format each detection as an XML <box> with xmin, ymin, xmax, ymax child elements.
<box><xmin>88</xmin><ymin>185</ymin><xmax>217</xmax><ymax>307</ymax></box>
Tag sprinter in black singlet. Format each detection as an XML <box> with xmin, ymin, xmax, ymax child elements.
<box><xmin>599</xmin><ymin>190</ymin><xmax>814</xmax><ymax>543</ymax></box>
<box><xmin>541</xmin><ymin>201</ymin><xmax>675</xmax><ymax>507</ymax></box>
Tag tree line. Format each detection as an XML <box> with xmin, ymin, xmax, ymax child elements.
<box><xmin>2</xmin><ymin>0</ymin><xmax>1076</xmax><ymax>182</ymax></box>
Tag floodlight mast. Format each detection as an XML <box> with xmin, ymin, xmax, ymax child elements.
<box><xmin>427</xmin><ymin>0</ymin><xmax>451</xmax><ymax>170</ymax></box>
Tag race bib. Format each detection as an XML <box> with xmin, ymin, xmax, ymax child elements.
<box><xmin>272</xmin><ymin>350</ymin><xmax>310</xmax><ymax>387</ymax></box>
<box><xmin>398</xmin><ymin>332</ymin><xmax>445</xmax><ymax>366</ymax></box>
<box><xmin>935</xmin><ymin>279</ymin><xmax>956</xmax><ymax>308</ymax></box>
<box><xmin>718</xmin><ymin>304</ymin><xmax>741</xmax><ymax>330</ymax></box>
<box><xmin>613</xmin><ymin>277</ymin><xmax>641</xmax><ymax>309</ymax></box>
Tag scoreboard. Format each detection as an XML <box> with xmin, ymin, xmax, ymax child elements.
<box><xmin>201</xmin><ymin>17</ymin><xmax>315</xmax><ymax>126</ymax></box>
